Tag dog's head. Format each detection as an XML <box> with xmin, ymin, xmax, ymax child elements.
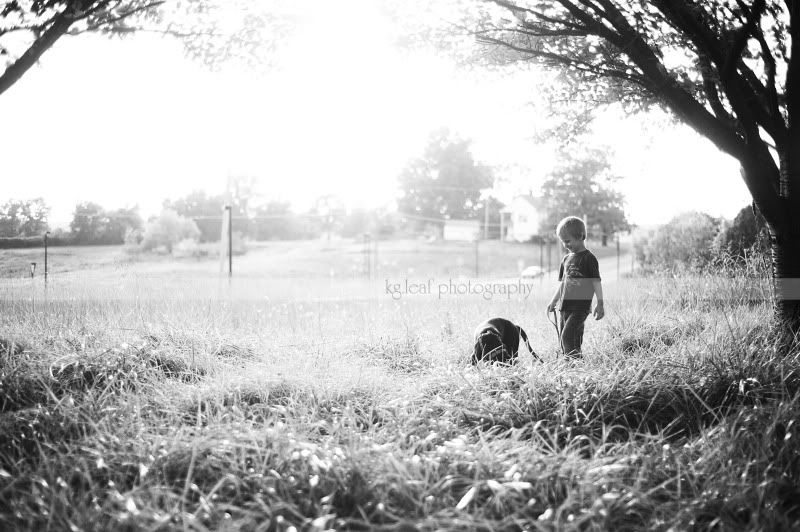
<box><xmin>471</xmin><ymin>331</ymin><xmax>514</xmax><ymax>364</ymax></box>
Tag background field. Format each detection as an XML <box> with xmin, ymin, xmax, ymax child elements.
<box><xmin>2</xmin><ymin>239</ymin><xmax>798</xmax><ymax>531</ymax></box>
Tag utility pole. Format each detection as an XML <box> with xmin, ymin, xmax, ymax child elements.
<box><xmin>225</xmin><ymin>205</ymin><xmax>232</xmax><ymax>277</ymax></box>
<box><xmin>44</xmin><ymin>231</ymin><xmax>49</xmax><ymax>282</ymax></box>
<box><xmin>484</xmin><ymin>201</ymin><xmax>489</xmax><ymax>240</ymax></box>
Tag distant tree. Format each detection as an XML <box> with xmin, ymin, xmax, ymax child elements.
<box><xmin>0</xmin><ymin>198</ymin><xmax>49</xmax><ymax>237</ymax></box>
<box><xmin>310</xmin><ymin>195</ymin><xmax>346</xmax><ymax>240</ymax></box>
<box><xmin>165</xmin><ymin>183</ymin><xmax>261</xmax><ymax>242</ymax></box>
<box><xmin>341</xmin><ymin>208</ymin><xmax>377</xmax><ymax>238</ymax></box>
<box><xmin>225</xmin><ymin>175</ymin><xmax>259</xmax><ymax>237</ymax></box>
<box><xmin>164</xmin><ymin>191</ymin><xmax>226</xmax><ymax>242</ymax></box>
<box><xmin>398</xmin><ymin>128</ymin><xmax>493</xmax><ymax>226</ymax></box>
<box><xmin>250</xmin><ymin>201</ymin><xmax>315</xmax><ymax>240</ymax></box>
<box><xmin>0</xmin><ymin>1</ymin><xmax>293</xmax><ymax>97</ymax></box>
<box><xmin>70</xmin><ymin>202</ymin><xmax>105</xmax><ymax>243</ymax></box>
<box><xmin>540</xmin><ymin>148</ymin><xmax>630</xmax><ymax>246</ymax></box>
<box><xmin>69</xmin><ymin>202</ymin><xmax>141</xmax><ymax>245</ymax></box>
<box><xmin>339</xmin><ymin>207</ymin><xmax>402</xmax><ymax>239</ymax></box>
<box><xmin>479</xmin><ymin>196</ymin><xmax>506</xmax><ymax>240</ymax></box>
<box><xmin>105</xmin><ymin>206</ymin><xmax>143</xmax><ymax>243</ymax></box>
<box><xmin>140</xmin><ymin>209</ymin><xmax>201</xmax><ymax>253</ymax></box>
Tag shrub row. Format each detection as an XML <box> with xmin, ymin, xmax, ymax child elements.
<box><xmin>0</xmin><ymin>236</ymin><xmax>74</xmax><ymax>249</ymax></box>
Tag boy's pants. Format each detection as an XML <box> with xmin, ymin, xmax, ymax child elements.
<box><xmin>560</xmin><ymin>310</ymin><xmax>590</xmax><ymax>357</ymax></box>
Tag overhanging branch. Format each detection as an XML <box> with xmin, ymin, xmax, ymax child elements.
<box><xmin>0</xmin><ymin>9</ymin><xmax>75</xmax><ymax>96</ymax></box>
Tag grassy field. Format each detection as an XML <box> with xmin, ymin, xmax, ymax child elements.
<box><xmin>0</xmin><ymin>238</ymin><xmax>626</xmax><ymax>279</ymax></box>
<box><xmin>1</xmin><ymin>240</ymin><xmax>798</xmax><ymax>531</ymax></box>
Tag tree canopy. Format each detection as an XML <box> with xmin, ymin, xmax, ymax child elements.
<box><xmin>0</xmin><ymin>0</ymin><xmax>293</xmax><ymax>96</ymax></box>
<box><xmin>458</xmin><ymin>0</ymin><xmax>796</xmax><ymax>232</ymax></box>
<box><xmin>0</xmin><ymin>198</ymin><xmax>49</xmax><ymax>237</ymax></box>
<box><xmin>397</xmin><ymin>128</ymin><xmax>493</xmax><ymax>223</ymax></box>
<box><xmin>70</xmin><ymin>202</ymin><xmax>141</xmax><ymax>245</ymax></box>
<box><xmin>451</xmin><ymin>0</ymin><xmax>800</xmax><ymax>334</ymax></box>
<box><xmin>540</xmin><ymin>146</ymin><xmax>629</xmax><ymax>245</ymax></box>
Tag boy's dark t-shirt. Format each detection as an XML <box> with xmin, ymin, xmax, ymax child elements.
<box><xmin>558</xmin><ymin>249</ymin><xmax>601</xmax><ymax>312</ymax></box>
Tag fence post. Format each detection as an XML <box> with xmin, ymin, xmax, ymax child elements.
<box><xmin>44</xmin><ymin>231</ymin><xmax>49</xmax><ymax>282</ymax></box>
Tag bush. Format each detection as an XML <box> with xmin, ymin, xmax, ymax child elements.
<box><xmin>172</xmin><ymin>238</ymin><xmax>202</xmax><ymax>258</ymax></box>
<box><xmin>709</xmin><ymin>206</ymin><xmax>771</xmax><ymax>277</ymax></box>
<box><xmin>0</xmin><ymin>235</ymin><xmax>73</xmax><ymax>249</ymax></box>
<box><xmin>635</xmin><ymin>212</ymin><xmax>720</xmax><ymax>273</ymax></box>
<box><xmin>140</xmin><ymin>210</ymin><xmax>201</xmax><ymax>254</ymax></box>
<box><xmin>713</xmin><ymin>205</ymin><xmax>770</xmax><ymax>260</ymax></box>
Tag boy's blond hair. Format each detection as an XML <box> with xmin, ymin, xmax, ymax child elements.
<box><xmin>556</xmin><ymin>216</ymin><xmax>586</xmax><ymax>240</ymax></box>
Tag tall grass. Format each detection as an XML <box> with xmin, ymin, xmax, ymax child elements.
<box><xmin>0</xmin><ymin>269</ymin><xmax>798</xmax><ymax>530</ymax></box>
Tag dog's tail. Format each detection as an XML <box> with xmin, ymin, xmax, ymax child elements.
<box><xmin>519</xmin><ymin>327</ymin><xmax>543</xmax><ymax>363</ymax></box>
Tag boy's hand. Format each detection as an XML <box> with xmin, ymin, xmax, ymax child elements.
<box><xmin>593</xmin><ymin>304</ymin><xmax>604</xmax><ymax>320</ymax></box>
<box><xmin>547</xmin><ymin>301</ymin><xmax>556</xmax><ymax>313</ymax></box>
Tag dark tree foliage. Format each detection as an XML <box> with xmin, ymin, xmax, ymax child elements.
<box><xmin>717</xmin><ymin>203</ymin><xmax>770</xmax><ymax>260</ymax></box>
<box><xmin>398</xmin><ymin>128</ymin><xmax>493</xmax><ymax>224</ymax></box>
<box><xmin>70</xmin><ymin>202</ymin><xmax>141</xmax><ymax>244</ymax></box>
<box><xmin>0</xmin><ymin>198</ymin><xmax>49</xmax><ymax>237</ymax></box>
<box><xmin>463</xmin><ymin>0</ymin><xmax>800</xmax><ymax>338</ymax></box>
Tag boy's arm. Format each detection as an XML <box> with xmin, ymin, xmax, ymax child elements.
<box><xmin>547</xmin><ymin>283</ymin><xmax>562</xmax><ymax>312</ymax></box>
<box><xmin>548</xmin><ymin>259</ymin><xmax>565</xmax><ymax>312</ymax></box>
<box><xmin>592</xmin><ymin>279</ymin><xmax>604</xmax><ymax>320</ymax></box>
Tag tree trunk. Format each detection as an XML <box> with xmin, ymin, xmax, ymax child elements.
<box><xmin>741</xmin><ymin>151</ymin><xmax>800</xmax><ymax>349</ymax></box>
<box><xmin>769</xmin><ymin>228</ymin><xmax>800</xmax><ymax>347</ymax></box>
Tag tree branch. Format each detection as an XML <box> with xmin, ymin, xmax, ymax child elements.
<box><xmin>652</xmin><ymin>0</ymin><xmax>785</xmax><ymax>147</ymax></box>
<box><xmin>754</xmin><ymin>24</ymin><xmax>779</xmax><ymax>121</ymax></box>
<box><xmin>67</xmin><ymin>0</ymin><xmax>163</xmax><ymax>33</ymax></box>
<box><xmin>0</xmin><ymin>9</ymin><xmax>75</xmax><ymax>96</ymax></box>
<box><xmin>476</xmin><ymin>33</ymin><xmax>647</xmax><ymax>88</ymax></box>
<box><xmin>697</xmin><ymin>52</ymin><xmax>738</xmax><ymax>127</ymax></box>
<box><xmin>722</xmin><ymin>0</ymin><xmax>766</xmax><ymax>81</ymax></box>
<box><xmin>487</xmin><ymin>0</ymin><xmax>585</xmax><ymax>31</ymax></box>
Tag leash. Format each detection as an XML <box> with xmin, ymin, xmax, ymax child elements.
<box><xmin>548</xmin><ymin>309</ymin><xmax>563</xmax><ymax>357</ymax></box>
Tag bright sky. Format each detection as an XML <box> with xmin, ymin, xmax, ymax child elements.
<box><xmin>0</xmin><ymin>0</ymin><xmax>751</xmax><ymax>229</ymax></box>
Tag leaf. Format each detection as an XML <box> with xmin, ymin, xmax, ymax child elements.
<box><xmin>456</xmin><ymin>485</ymin><xmax>478</xmax><ymax>510</ymax></box>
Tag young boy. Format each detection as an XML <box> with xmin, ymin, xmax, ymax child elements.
<box><xmin>546</xmin><ymin>216</ymin><xmax>604</xmax><ymax>357</ymax></box>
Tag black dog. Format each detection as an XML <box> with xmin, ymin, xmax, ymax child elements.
<box><xmin>471</xmin><ymin>317</ymin><xmax>539</xmax><ymax>365</ymax></box>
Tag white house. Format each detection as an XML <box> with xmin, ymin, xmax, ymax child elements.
<box><xmin>443</xmin><ymin>219</ymin><xmax>480</xmax><ymax>241</ymax></box>
<box><xmin>502</xmin><ymin>196</ymin><xmax>547</xmax><ymax>242</ymax></box>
